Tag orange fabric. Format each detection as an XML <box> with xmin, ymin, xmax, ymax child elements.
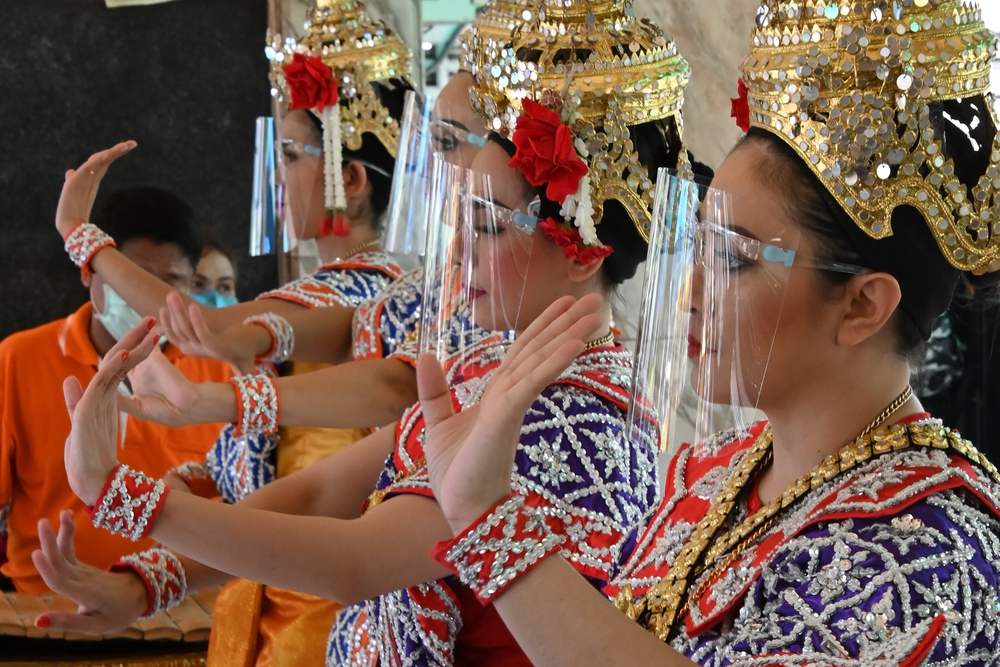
<box><xmin>0</xmin><ymin>302</ymin><xmax>231</xmax><ymax>593</ymax></box>
<box><xmin>254</xmin><ymin>587</ymin><xmax>341</xmax><ymax>667</ymax></box>
<box><xmin>207</xmin><ymin>579</ymin><xmax>264</xmax><ymax>667</ymax></box>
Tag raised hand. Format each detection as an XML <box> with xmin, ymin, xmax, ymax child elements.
<box><xmin>32</xmin><ymin>511</ymin><xmax>148</xmax><ymax>635</ymax></box>
<box><xmin>64</xmin><ymin>318</ymin><xmax>160</xmax><ymax>506</ymax></box>
<box><xmin>55</xmin><ymin>142</ymin><xmax>137</xmax><ymax>238</ymax></box>
<box><xmin>159</xmin><ymin>291</ymin><xmax>256</xmax><ymax>375</ymax></box>
<box><xmin>120</xmin><ymin>345</ymin><xmax>204</xmax><ymax>428</ymax></box>
<box><xmin>420</xmin><ymin>294</ymin><xmax>606</xmax><ymax>533</ymax></box>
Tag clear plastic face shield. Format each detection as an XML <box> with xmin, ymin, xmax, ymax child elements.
<box><xmin>418</xmin><ymin>154</ymin><xmax>536</xmax><ymax>368</ymax></box>
<box><xmin>384</xmin><ymin>84</ymin><xmax>490</xmax><ymax>259</ymax></box>
<box><xmin>628</xmin><ymin>170</ymin><xmax>865</xmax><ymax>458</ymax></box>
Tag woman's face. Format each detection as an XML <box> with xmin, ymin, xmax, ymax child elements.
<box><xmin>688</xmin><ymin>141</ymin><xmax>839</xmax><ymax>410</ymax></box>
<box><xmin>192</xmin><ymin>249</ymin><xmax>237</xmax><ymax>298</ymax></box>
<box><xmin>463</xmin><ymin>142</ymin><xmax>585</xmax><ymax>332</ymax></box>
<box><xmin>431</xmin><ymin>71</ymin><xmax>490</xmax><ymax>169</ymax></box>
<box><xmin>278</xmin><ymin>109</ymin><xmax>326</xmax><ymax>241</ymax></box>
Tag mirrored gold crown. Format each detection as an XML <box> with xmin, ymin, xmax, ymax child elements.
<box><xmin>469</xmin><ymin>0</ymin><xmax>691</xmax><ymax>240</ymax></box>
<box><xmin>266</xmin><ymin>0</ymin><xmax>413</xmax><ymax>156</ymax></box>
<box><xmin>742</xmin><ymin>0</ymin><xmax>1000</xmax><ymax>273</ymax></box>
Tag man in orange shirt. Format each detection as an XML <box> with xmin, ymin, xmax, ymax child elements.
<box><xmin>0</xmin><ymin>186</ymin><xmax>231</xmax><ymax>593</ymax></box>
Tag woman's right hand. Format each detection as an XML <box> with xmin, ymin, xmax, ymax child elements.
<box><xmin>420</xmin><ymin>295</ymin><xmax>605</xmax><ymax>533</ymax></box>
<box><xmin>55</xmin><ymin>142</ymin><xmax>136</xmax><ymax>238</ymax></box>
<box><xmin>32</xmin><ymin>511</ymin><xmax>148</xmax><ymax>635</ymax></box>
<box><xmin>160</xmin><ymin>292</ymin><xmax>258</xmax><ymax>375</ymax></box>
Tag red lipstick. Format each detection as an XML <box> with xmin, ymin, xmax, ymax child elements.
<box><xmin>687</xmin><ymin>333</ymin><xmax>702</xmax><ymax>359</ymax></box>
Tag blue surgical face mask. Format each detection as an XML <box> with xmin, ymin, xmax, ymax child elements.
<box><xmin>190</xmin><ymin>290</ymin><xmax>239</xmax><ymax>308</ymax></box>
<box><xmin>94</xmin><ymin>284</ymin><xmax>144</xmax><ymax>342</ymax></box>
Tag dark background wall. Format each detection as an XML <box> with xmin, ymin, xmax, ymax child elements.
<box><xmin>0</xmin><ymin>0</ymin><xmax>278</xmax><ymax>340</ymax></box>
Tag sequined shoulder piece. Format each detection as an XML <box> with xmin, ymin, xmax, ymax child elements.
<box><xmin>550</xmin><ymin>344</ymin><xmax>635</xmax><ymax>412</ymax></box>
<box><xmin>607</xmin><ymin>423</ymin><xmax>766</xmax><ymax>595</ymax></box>
<box><xmin>260</xmin><ymin>250</ymin><xmax>402</xmax><ymax>309</ymax></box>
<box><xmin>672</xmin><ymin>489</ymin><xmax>1000</xmax><ymax>665</ymax></box>
<box><xmin>352</xmin><ymin>267</ymin><xmax>422</xmax><ymax>360</ymax></box>
<box><xmin>683</xmin><ymin>419</ymin><xmax>1000</xmax><ymax>636</ymax></box>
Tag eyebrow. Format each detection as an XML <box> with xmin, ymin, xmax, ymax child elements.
<box><xmin>473</xmin><ymin>192</ymin><xmax>519</xmax><ymax>212</ymax></box>
<box><xmin>437</xmin><ymin>119</ymin><xmax>470</xmax><ymax>132</ymax></box>
<box><xmin>730</xmin><ymin>224</ymin><xmax>760</xmax><ymax>241</ymax></box>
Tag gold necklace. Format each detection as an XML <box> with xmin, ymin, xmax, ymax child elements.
<box><xmin>584</xmin><ymin>331</ymin><xmax>616</xmax><ymax>350</ymax></box>
<box><xmin>343</xmin><ymin>238</ymin><xmax>381</xmax><ymax>259</ymax></box>
<box><xmin>620</xmin><ymin>386</ymin><xmax>983</xmax><ymax>641</ymax></box>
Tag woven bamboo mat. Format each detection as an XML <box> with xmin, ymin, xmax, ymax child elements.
<box><xmin>0</xmin><ymin>587</ymin><xmax>219</xmax><ymax>642</ymax></box>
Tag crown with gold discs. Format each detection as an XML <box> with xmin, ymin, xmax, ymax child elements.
<box><xmin>741</xmin><ymin>0</ymin><xmax>1000</xmax><ymax>274</ymax></box>
<box><xmin>460</xmin><ymin>0</ymin><xmax>533</xmax><ymax>74</ymax></box>
<box><xmin>265</xmin><ymin>0</ymin><xmax>413</xmax><ymax>157</ymax></box>
<box><xmin>469</xmin><ymin>0</ymin><xmax>691</xmax><ymax>242</ymax></box>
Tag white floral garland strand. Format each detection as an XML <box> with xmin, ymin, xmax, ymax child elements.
<box><xmin>322</xmin><ymin>105</ymin><xmax>347</xmax><ymax>213</ymax></box>
<box><xmin>557</xmin><ymin>134</ymin><xmax>600</xmax><ymax>247</ymax></box>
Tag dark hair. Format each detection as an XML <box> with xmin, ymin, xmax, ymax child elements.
<box><xmin>488</xmin><ymin>120</ymin><xmax>712</xmax><ymax>290</ymax></box>
<box><xmin>305</xmin><ymin>77</ymin><xmax>414</xmax><ymax>228</ymax></box>
<box><xmin>200</xmin><ymin>231</ymin><xmax>239</xmax><ymax>282</ymax></box>
<box><xmin>737</xmin><ymin>96</ymin><xmax>1000</xmax><ymax>365</ymax></box>
<box><xmin>92</xmin><ymin>186</ymin><xmax>201</xmax><ymax>269</ymax></box>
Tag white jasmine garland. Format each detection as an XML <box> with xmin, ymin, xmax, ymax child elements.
<box><xmin>322</xmin><ymin>106</ymin><xmax>336</xmax><ymax>211</ymax></box>
<box><xmin>332</xmin><ymin>108</ymin><xmax>347</xmax><ymax>211</ymax></box>
<box><xmin>573</xmin><ymin>175</ymin><xmax>599</xmax><ymax>246</ymax></box>
<box><xmin>560</xmin><ymin>190</ymin><xmax>579</xmax><ymax>219</ymax></box>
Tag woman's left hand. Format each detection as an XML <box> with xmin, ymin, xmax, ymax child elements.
<box><xmin>420</xmin><ymin>294</ymin><xmax>605</xmax><ymax>534</ymax></box>
<box><xmin>64</xmin><ymin>318</ymin><xmax>160</xmax><ymax>506</ymax></box>
<box><xmin>55</xmin><ymin>142</ymin><xmax>136</xmax><ymax>238</ymax></box>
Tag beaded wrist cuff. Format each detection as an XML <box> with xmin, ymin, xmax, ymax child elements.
<box><xmin>243</xmin><ymin>313</ymin><xmax>295</xmax><ymax>365</ymax></box>
<box><xmin>111</xmin><ymin>547</ymin><xmax>187</xmax><ymax>619</ymax></box>
<box><xmin>91</xmin><ymin>464</ymin><xmax>169</xmax><ymax>541</ymax></box>
<box><xmin>432</xmin><ymin>492</ymin><xmax>583</xmax><ymax>604</ymax></box>
<box><xmin>64</xmin><ymin>223</ymin><xmax>115</xmax><ymax>276</ymax></box>
<box><xmin>229</xmin><ymin>374</ymin><xmax>280</xmax><ymax>437</ymax></box>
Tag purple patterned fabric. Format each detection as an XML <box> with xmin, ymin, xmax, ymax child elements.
<box><xmin>672</xmin><ymin>489</ymin><xmax>1000</xmax><ymax>665</ymax></box>
<box><xmin>327</xmin><ymin>345</ymin><xmax>659</xmax><ymax>667</ymax></box>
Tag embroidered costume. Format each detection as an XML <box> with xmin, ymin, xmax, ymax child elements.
<box><xmin>351</xmin><ymin>267</ymin><xmax>423</xmax><ymax>363</ymax></box>
<box><xmin>605</xmin><ymin>418</ymin><xmax>1000</xmax><ymax>665</ymax></box>
<box><xmin>327</xmin><ymin>343</ymin><xmax>659</xmax><ymax>666</ymax></box>
<box><xmin>201</xmin><ymin>250</ymin><xmax>402</xmax><ymax>503</ymax></box>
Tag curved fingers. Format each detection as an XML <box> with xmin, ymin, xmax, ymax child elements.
<box><xmin>92</xmin><ymin>320</ymin><xmax>160</xmax><ymax>395</ymax></box>
<box><xmin>501</xmin><ymin>294</ymin><xmax>604</xmax><ymax>379</ymax></box>
<box><xmin>416</xmin><ymin>354</ymin><xmax>454</xmax><ymax>433</ymax></box>
<box><xmin>164</xmin><ymin>292</ymin><xmax>199</xmax><ymax>346</ymax></box>
<box><xmin>55</xmin><ymin>510</ymin><xmax>79</xmax><ymax>565</ymax></box>
<box><xmin>495</xmin><ymin>296</ymin><xmax>576</xmax><ymax>375</ymax></box>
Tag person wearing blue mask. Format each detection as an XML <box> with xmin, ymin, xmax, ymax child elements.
<box><xmin>189</xmin><ymin>234</ymin><xmax>239</xmax><ymax>309</ymax></box>
<box><xmin>0</xmin><ymin>186</ymin><xmax>232</xmax><ymax>594</ymax></box>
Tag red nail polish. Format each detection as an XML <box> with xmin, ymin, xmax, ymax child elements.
<box><xmin>36</xmin><ymin>617</ymin><xmax>51</xmax><ymax>629</ymax></box>
<box><xmin>147</xmin><ymin>319</ymin><xmax>157</xmax><ymax>331</ymax></box>
<box><xmin>122</xmin><ymin>351</ymin><xmax>129</xmax><ymax>362</ymax></box>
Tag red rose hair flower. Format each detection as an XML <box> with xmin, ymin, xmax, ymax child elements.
<box><xmin>538</xmin><ymin>218</ymin><xmax>613</xmax><ymax>263</ymax></box>
<box><xmin>282</xmin><ymin>53</ymin><xmax>339</xmax><ymax>113</ymax></box>
<box><xmin>730</xmin><ymin>78</ymin><xmax>750</xmax><ymax>132</ymax></box>
<box><xmin>508</xmin><ymin>99</ymin><xmax>590</xmax><ymax>204</ymax></box>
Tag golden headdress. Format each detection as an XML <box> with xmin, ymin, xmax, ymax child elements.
<box><xmin>460</xmin><ymin>0</ymin><xmax>533</xmax><ymax>75</ymax></box>
<box><xmin>265</xmin><ymin>0</ymin><xmax>413</xmax><ymax>218</ymax></box>
<box><xmin>469</xmin><ymin>0</ymin><xmax>691</xmax><ymax>249</ymax></box>
<box><xmin>740</xmin><ymin>0</ymin><xmax>999</xmax><ymax>273</ymax></box>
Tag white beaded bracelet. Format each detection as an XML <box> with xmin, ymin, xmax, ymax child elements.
<box><xmin>244</xmin><ymin>313</ymin><xmax>295</xmax><ymax>366</ymax></box>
